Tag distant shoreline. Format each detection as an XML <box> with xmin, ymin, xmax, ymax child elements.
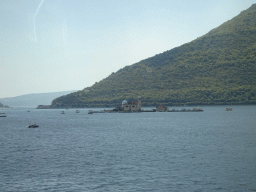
<box><xmin>36</xmin><ymin>103</ymin><xmax>255</xmax><ymax>109</ymax></box>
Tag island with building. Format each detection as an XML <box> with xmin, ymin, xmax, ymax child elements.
<box><xmin>88</xmin><ymin>97</ymin><xmax>203</xmax><ymax>114</ymax></box>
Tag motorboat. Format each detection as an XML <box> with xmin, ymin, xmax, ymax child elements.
<box><xmin>28</xmin><ymin>124</ymin><xmax>39</xmax><ymax>128</ymax></box>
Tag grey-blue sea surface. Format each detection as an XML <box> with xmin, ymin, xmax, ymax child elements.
<box><xmin>0</xmin><ymin>106</ymin><xmax>256</xmax><ymax>192</ymax></box>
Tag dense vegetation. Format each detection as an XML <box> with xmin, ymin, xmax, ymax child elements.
<box><xmin>49</xmin><ymin>4</ymin><xmax>256</xmax><ymax>108</ymax></box>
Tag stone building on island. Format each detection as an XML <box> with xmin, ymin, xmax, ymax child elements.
<box><xmin>114</xmin><ymin>97</ymin><xmax>142</xmax><ymax>112</ymax></box>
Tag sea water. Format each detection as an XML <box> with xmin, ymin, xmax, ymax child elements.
<box><xmin>0</xmin><ymin>106</ymin><xmax>256</xmax><ymax>191</ymax></box>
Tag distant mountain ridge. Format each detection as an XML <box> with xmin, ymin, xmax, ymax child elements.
<box><xmin>49</xmin><ymin>4</ymin><xmax>256</xmax><ymax>108</ymax></box>
<box><xmin>0</xmin><ymin>91</ymin><xmax>77</xmax><ymax>107</ymax></box>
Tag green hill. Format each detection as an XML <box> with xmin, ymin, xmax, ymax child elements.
<box><xmin>49</xmin><ymin>4</ymin><xmax>256</xmax><ymax>108</ymax></box>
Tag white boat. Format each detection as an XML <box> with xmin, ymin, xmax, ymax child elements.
<box><xmin>61</xmin><ymin>111</ymin><xmax>65</xmax><ymax>114</ymax></box>
<box><xmin>76</xmin><ymin>110</ymin><xmax>79</xmax><ymax>113</ymax></box>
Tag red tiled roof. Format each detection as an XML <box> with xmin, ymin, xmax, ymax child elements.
<box><xmin>125</xmin><ymin>101</ymin><xmax>139</xmax><ymax>105</ymax></box>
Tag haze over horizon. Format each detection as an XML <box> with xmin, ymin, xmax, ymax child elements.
<box><xmin>1</xmin><ymin>0</ymin><xmax>255</xmax><ymax>98</ymax></box>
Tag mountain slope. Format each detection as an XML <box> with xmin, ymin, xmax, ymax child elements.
<box><xmin>50</xmin><ymin>4</ymin><xmax>256</xmax><ymax>108</ymax></box>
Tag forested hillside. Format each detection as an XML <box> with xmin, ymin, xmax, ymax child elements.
<box><xmin>49</xmin><ymin>4</ymin><xmax>256</xmax><ymax>108</ymax></box>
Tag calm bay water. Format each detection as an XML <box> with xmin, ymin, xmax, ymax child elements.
<box><xmin>0</xmin><ymin>106</ymin><xmax>256</xmax><ymax>191</ymax></box>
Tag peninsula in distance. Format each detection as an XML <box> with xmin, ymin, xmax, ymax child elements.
<box><xmin>38</xmin><ymin>4</ymin><xmax>256</xmax><ymax>109</ymax></box>
<box><xmin>0</xmin><ymin>91</ymin><xmax>76</xmax><ymax>108</ymax></box>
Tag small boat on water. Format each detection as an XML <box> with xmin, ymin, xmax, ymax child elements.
<box><xmin>88</xmin><ymin>110</ymin><xmax>93</xmax><ymax>114</ymax></box>
<box><xmin>0</xmin><ymin>113</ymin><xmax>6</xmax><ymax>117</ymax></box>
<box><xmin>76</xmin><ymin>110</ymin><xmax>80</xmax><ymax>113</ymax></box>
<box><xmin>226</xmin><ymin>107</ymin><xmax>232</xmax><ymax>111</ymax></box>
<box><xmin>61</xmin><ymin>111</ymin><xmax>65</xmax><ymax>114</ymax></box>
<box><xmin>28</xmin><ymin>124</ymin><xmax>39</xmax><ymax>128</ymax></box>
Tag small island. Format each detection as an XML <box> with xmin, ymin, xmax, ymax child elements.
<box><xmin>88</xmin><ymin>97</ymin><xmax>203</xmax><ymax>114</ymax></box>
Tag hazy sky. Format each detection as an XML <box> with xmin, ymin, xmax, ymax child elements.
<box><xmin>0</xmin><ymin>0</ymin><xmax>255</xmax><ymax>98</ymax></box>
